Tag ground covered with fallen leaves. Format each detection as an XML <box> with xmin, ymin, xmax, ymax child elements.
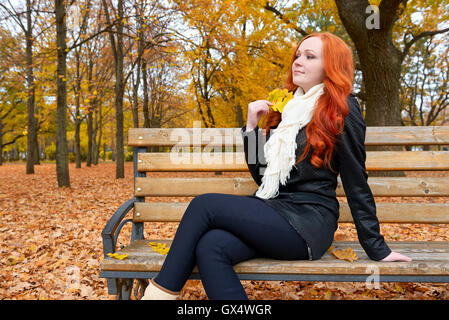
<box><xmin>1</xmin><ymin>162</ymin><xmax>448</xmax><ymax>300</ymax></box>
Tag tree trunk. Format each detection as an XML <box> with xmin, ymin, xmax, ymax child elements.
<box><xmin>335</xmin><ymin>0</ymin><xmax>407</xmax><ymax>177</ymax></box>
<box><xmin>33</xmin><ymin>116</ymin><xmax>40</xmax><ymax>164</ymax></box>
<box><xmin>111</xmin><ymin>135</ymin><xmax>115</xmax><ymax>162</ymax></box>
<box><xmin>86</xmin><ymin>60</ymin><xmax>94</xmax><ymax>167</ymax></box>
<box><xmin>87</xmin><ymin>110</ymin><xmax>93</xmax><ymax>166</ymax></box>
<box><xmin>0</xmin><ymin>117</ymin><xmax>3</xmax><ymax>166</ymax></box>
<box><xmin>335</xmin><ymin>0</ymin><xmax>404</xmax><ymax>125</ymax></box>
<box><xmin>103</xmin><ymin>0</ymin><xmax>125</xmax><ymax>178</ymax></box>
<box><xmin>132</xmin><ymin>61</ymin><xmax>141</xmax><ymax>128</ymax></box>
<box><xmin>25</xmin><ymin>0</ymin><xmax>36</xmax><ymax>174</ymax></box>
<box><xmin>55</xmin><ymin>0</ymin><xmax>70</xmax><ymax>187</ymax></box>
<box><xmin>96</xmin><ymin>104</ymin><xmax>103</xmax><ymax>164</ymax></box>
<box><xmin>114</xmin><ymin>0</ymin><xmax>125</xmax><ymax>178</ymax></box>
<box><xmin>142</xmin><ymin>60</ymin><xmax>150</xmax><ymax>128</ymax></box>
<box><xmin>74</xmin><ymin>57</ymin><xmax>82</xmax><ymax>169</ymax></box>
<box><xmin>75</xmin><ymin>116</ymin><xmax>81</xmax><ymax>168</ymax></box>
<box><xmin>92</xmin><ymin>108</ymin><xmax>99</xmax><ymax>165</ymax></box>
<box><xmin>235</xmin><ymin>103</ymin><xmax>244</xmax><ymax>127</ymax></box>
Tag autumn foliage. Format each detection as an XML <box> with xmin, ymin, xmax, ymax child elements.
<box><xmin>1</xmin><ymin>162</ymin><xmax>449</xmax><ymax>300</ymax></box>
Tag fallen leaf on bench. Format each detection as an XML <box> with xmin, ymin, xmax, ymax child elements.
<box><xmin>106</xmin><ymin>253</ymin><xmax>128</xmax><ymax>260</ymax></box>
<box><xmin>148</xmin><ymin>242</ymin><xmax>170</xmax><ymax>255</ymax></box>
<box><xmin>331</xmin><ymin>247</ymin><xmax>358</xmax><ymax>263</ymax></box>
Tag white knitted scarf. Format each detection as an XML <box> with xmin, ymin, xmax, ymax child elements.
<box><xmin>255</xmin><ymin>82</ymin><xmax>325</xmax><ymax>199</ymax></box>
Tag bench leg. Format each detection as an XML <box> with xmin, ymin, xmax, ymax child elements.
<box><xmin>107</xmin><ymin>278</ymin><xmax>149</xmax><ymax>299</ymax></box>
<box><xmin>106</xmin><ymin>279</ymin><xmax>118</xmax><ymax>295</ymax></box>
<box><xmin>134</xmin><ymin>279</ymin><xmax>149</xmax><ymax>299</ymax></box>
<box><xmin>116</xmin><ymin>279</ymin><xmax>134</xmax><ymax>300</ymax></box>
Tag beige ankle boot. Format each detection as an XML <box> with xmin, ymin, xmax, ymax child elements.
<box><xmin>141</xmin><ymin>278</ymin><xmax>180</xmax><ymax>300</ymax></box>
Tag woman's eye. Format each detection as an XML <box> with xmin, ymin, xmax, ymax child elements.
<box><xmin>295</xmin><ymin>55</ymin><xmax>314</xmax><ymax>59</ymax></box>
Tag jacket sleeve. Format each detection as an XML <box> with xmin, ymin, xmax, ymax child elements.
<box><xmin>336</xmin><ymin>95</ymin><xmax>392</xmax><ymax>261</ymax></box>
<box><xmin>241</xmin><ymin>125</ymin><xmax>268</xmax><ymax>186</ymax></box>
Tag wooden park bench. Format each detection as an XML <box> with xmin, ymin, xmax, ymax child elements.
<box><xmin>100</xmin><ymin>125</ymin><xmax>449</xmax><ymax>299</ymax></box>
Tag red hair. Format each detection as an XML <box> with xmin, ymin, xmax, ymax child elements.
<box><xmin>264</xmin><ymin>32</ymin><xmax>354</xmax><ymax>172</ymax></box>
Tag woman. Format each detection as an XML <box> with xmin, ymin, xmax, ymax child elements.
<box><xmin>142</xmin><ymin>32</ymin><xmax>411</xmax><ymax>300</ymax></box>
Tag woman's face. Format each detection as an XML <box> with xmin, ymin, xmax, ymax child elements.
<box><xmin>292</xmin><ymin>36</ymin><xmax>325</xmax><ymax>93</ymax></box>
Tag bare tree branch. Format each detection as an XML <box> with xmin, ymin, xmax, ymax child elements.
<box><xmin>263</xmin><ymin>1</ymin><xmax>308</xmax><ymax>36</ymax></box>
<box><xmin>401</xmin><ymin>27</ymin><xmax>449</xmax><ymax>62</ymax></box>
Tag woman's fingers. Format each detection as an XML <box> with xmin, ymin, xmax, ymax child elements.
<box><xmin>247</xmin><ymin>100</ymin><xmax>273</xmax><ymax>126</ymax></box>
<box><xmin>380</xmin><ymin>251</ymin><xmax>412</xmax><ymax>262</ymax></box>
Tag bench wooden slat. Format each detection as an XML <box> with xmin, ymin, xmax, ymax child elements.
<box><xmin>137</xmin><ymin>151</ymin><xmax>449</xmax><ymax>172</ymax></box>
<box><xmin>135</xmin><ymin>177</ymin><xmax>449</xmax><ymax>197</ymax></box>
<box><xmin>128</xmin><ymin>126</ymin><xmax>449</xmax><ymax>147</ymax></box>
<box><xmin>100</xmin><ymin>239</ymin><xmax>449</xmax><ymax>275</ymax></box>
<box><xmin>365</xmin><ymin>126</ymin><xmax>449</xmax><ymax>146</ymax></box>
<box><xmin>133</xmin><ymin>202</ymin><xmax>449</xmax><ymax>224</ymax></box>
<box><xmin>367</xmin><ymin>151</ymin><xmax>449</xmax><ymax>170</ymax></box>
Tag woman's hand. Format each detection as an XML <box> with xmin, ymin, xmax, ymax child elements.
<box><xmin>380</xmin><ymin>251</ymin><xmax>412</xmax><ymax>262</ymax></box>
<box><xmin>246</xmin><ymin>100</ymin><xmax>273</xmax><ymax>131</ymax></box>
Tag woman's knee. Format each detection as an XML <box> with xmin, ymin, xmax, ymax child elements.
<box><xmin>195</xmin><ymin>229</ymin><xmax>229</xmax><ymax>262</ymax></box>
<box><xmin>190</xmin><ymin>193</ymin><xmax>219</xmax><ymax>206</ymax></box>
<box><xmin>185</xmin><ymin>193</ymin><xmax>223</xmax><ymax>220</ymax></box>
<box><xmin>187</xmin><ymin>193</ymin><xmax>216</xmax><ymax>212</ymax></box>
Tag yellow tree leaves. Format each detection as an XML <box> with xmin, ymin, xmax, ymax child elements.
<box><xmin>267</xmin><ymin>88</ymin><xmax>293</xmax><ymax>113</ymax></box>
<box><xmin>176</xmin><ymin>0</ymin><xmax>295</xmax><ymax>128</ymax></box>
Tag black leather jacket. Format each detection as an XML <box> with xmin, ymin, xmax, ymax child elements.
<box><xmin>241</xmin><ymin>94</ymin><xmax>392</xmax><ymax>261</ymax></box>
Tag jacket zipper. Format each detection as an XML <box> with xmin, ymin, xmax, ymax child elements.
<box><xmin>307</xmin><ymin>244</ymin><xmax>313</xmax><ymax>261</ymax></box>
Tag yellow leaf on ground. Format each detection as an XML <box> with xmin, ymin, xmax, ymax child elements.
<box><xmin>35</xmin><ymin>259</ymin><xmax>47</xmax><ymax>267</ymax></box>
<box><xmin>8</xmin><ymin>256</ymin><xmax>25</xmax><ymax>266</ymax></box>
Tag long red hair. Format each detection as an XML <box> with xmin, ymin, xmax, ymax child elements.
<box><xmin>264</xmin><ymin>32</ymin><xmax>354</xmax><ymax>172</ymax></box>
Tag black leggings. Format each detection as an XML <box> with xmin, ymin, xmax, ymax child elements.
<box><xmin>153</xmin><ymin>193</ymin><xmax>309</xmax><ymax>300</ymax></box>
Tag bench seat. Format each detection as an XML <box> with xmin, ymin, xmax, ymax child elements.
<box><xmin>100</xmin><ymin>126</ymin><xmax>449</xmax><ymax>298</ymax></box>
<box><xmin>100</xmin><ymin>239</ymin><xmax>449</xmax><ymax>282</ymax></box>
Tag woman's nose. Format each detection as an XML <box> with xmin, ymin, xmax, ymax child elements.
<box><xmin>294</xmin><ymin>57</ymin><xmax>303</xmax><ymax>67</ymax></box>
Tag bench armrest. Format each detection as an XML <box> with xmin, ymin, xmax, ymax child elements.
<box><xmin>102</xmin><ymin>198</ymin><xmax>137</xmax><ymax>256</ymax></box>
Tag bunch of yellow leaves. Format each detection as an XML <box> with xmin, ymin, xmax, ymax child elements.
<box><xmin>107</xmin><ymin>252</ymin><xmax>128</xmax><ymax>260</ymax></box>
<box><xmin>266</xmin><ymin>88</ymin><xmax>293</xmax><ymax>113</ymax></box>
<box><xmin>149</xmin><ymin>242</ymin><xmax>170</xmax><ymax>255</ymax></box>
<box><xmin>328</xmin><ymin>246</ymin><xmax>358</xmax><ymax>263</ymax></box>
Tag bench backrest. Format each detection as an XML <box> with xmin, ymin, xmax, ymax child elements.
<box><xmin>128</xmin><ymin>126</ymin><xmax>449</xmax><ymax>225</ymax></box>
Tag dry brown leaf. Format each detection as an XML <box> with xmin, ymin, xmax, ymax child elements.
<box><xmin>331</xmin><ymin>247</ymin><xmax>358</xmax><ymax>263</ymax></box>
